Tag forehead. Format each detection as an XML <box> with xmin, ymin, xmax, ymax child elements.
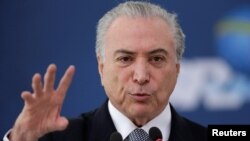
<box><xmin>104</xmin><ymin>16</ymin><xmax>175</xmax><ymax>54</ymax></box>
<box><xmin>107</xmin><ymin>16</ymin><xmax>173</xmax><ymax>36</ymax></box>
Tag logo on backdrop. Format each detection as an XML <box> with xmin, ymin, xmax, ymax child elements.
<box><xmin>170</xmin><ymin>6</ymin><xmax>250</xmax><ymax>111</ymax></box>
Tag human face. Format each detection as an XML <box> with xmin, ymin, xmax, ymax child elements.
<box><xmin>98</xmin><ymin>16</ymin><xmax>180</xmax><ymax>126</ymax></box>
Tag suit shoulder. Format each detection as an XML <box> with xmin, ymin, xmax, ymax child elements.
<box><xmin>169</xmin><ymin>105</ymin><xmax>207</xmax><ymax>141</ymax></box>
<box><xmin>181</xmin><ymin>116</ymin><xmax>207</xmax><ymax>141</ymax></box>
<box><xmin>185</xmin><ymin>117</ymin><xmax>206</xmax><ymax>130</ymax></box>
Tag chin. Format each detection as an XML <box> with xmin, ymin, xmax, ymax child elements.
<box><xmin>130</xmin><ymin>105</ymin><xmax>152</xmax><ymax>117</ymax></box>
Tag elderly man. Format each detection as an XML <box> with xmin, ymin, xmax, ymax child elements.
<box><xmin>4</xmin><ymin>1</ymin><xmax>207</xmax><ymax>141</ymax></box>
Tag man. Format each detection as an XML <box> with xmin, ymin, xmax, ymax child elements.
<box><xmin>4</xmin><ymin>1</ymin><xmax>207</xmax><ymax>141</ymax></box>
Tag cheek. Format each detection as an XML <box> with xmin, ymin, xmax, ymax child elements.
<box><xmin>108</xmin><ymin>66</ymin><xmax>131</xmax><ymax>84</ymax></box>
<box><xmin>155</xmin><ymin>69</ymin><xmax>178</xmax><ymax>101</ymax></box>
<box><xmin>102</xmin><ymin>66</ymin><xmax>129</xmax><ymax>97</ymax></box>
<box><xmin>103</xmin><ymin>67</ymin><xmax>118</xmax><ymax>89</ymax></box>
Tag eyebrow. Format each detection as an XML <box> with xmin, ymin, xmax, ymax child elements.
<box><xmin>113</xmin><ymin>48</ymin><xmax>168</xmax><ymax>56</ymax></box>
<box><xmin>148</xmin><ymin>48</ymin><xmax>168</xmax><ymax>56</ymax></box>
<box><xmin>114</xmin><ymin>49</ymin><xmax>136</xmax><ymax>56</ymax></box>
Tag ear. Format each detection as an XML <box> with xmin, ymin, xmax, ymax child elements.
<box><xmin>97</xmin><ymin>55</ymin><xmax>104</xmax><ymax>86</ymax></box>
<box><xmin>176</xmin><ymin>63</ymin><xmax>180</xmax><ymax>76</ymax></box>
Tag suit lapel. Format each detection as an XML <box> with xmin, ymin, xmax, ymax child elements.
<box><xmin>168</xmin><ymin>104</ymin><xmax>193</xmax><ymax>141</ymax></box>
<box><xmin>87</xmin><ymin>100</ymin><xmax>117</xmax><ymax>141</ymax></box>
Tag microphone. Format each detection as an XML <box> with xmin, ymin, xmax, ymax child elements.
<box><xmin>110</xmin><ymin>131</ymin><xmax>123</xmax><ymax>141</ymax></box>
<box><xmin>149</xmin><ymin>127</ymin><xmax>163</xmax><ymax>141</ymax></box>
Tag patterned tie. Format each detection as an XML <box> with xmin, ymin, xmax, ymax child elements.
<box><xmin>128</xmin><ymin>128</ymin><xmax>151</xmax><ymax>141</ymax></box>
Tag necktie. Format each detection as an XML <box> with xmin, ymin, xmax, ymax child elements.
<box><xmin>128</xmin><ymin>128</ymin><xmax>151</xmax><ymax>141</ymax></box>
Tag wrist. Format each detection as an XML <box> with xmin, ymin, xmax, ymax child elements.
<box><xmin>10</xmin><ymin>124</ymin><xmax>38</xmax><ymax>141</ymax></box>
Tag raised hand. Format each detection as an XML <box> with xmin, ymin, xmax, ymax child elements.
<box><xmin>10</xmin><ymin>64</ymin><xmax>75</xmax><ymax>141</ymax></box>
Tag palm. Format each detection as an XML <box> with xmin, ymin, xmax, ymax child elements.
<box><xmin>13</xmin><ymin>64</ymin><xmax>75</xmax><ymax>140</ymax></box>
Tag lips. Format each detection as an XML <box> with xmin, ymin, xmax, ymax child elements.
<box><xmin>129</xmin><ymin>93</ymin><xmax>151</xmax><ymax>101</ymax></box>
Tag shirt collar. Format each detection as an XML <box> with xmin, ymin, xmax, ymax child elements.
<box><xmin>108</xmin><ymin>101</ymin><xmax>171</xmax><ymax>141</ymax></box>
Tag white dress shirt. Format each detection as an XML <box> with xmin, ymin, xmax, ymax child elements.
<box><xmin>108</xmin><ymin>101</ymin><xmax>171</xmax><ymax>141</ymax></box>
<box><xmin>3</xmin><ymin>129</ymin><xmax>11</xmax><ymax>141</ymax></box>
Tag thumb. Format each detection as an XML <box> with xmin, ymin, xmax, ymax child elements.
<box><xmin>55</xmin><ymin>117</ymin><xmax>69</xmax><ymax>131</ymax></box>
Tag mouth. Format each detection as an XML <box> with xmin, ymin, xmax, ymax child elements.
<box><xmin>128</xmin><ymin>93</ymin><xmax>151</xmax><ymax>102</ymax></box>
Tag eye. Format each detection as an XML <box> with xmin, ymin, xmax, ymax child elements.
<box><xmin>118</xmin><ymin>56</ymin><xmax>133</xmax><ymax>62</ymax></box>
<box><xmin>116</xmin><ymin>56</ymin><xmax>134</xmax><ymax>66</ymax></box>
<box><xmin>152</xmin><ymin>56</ymin><xmax>163</xmax><ymax>62</ymax></box>
<box><xmin>149</xmin><ymin>56</ymin><xmax>166</xmax><ymax>65</ymax></box>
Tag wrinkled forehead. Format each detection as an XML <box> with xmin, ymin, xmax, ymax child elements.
<box><xmin>102</xmin><ymin>16</ymin><xmax>176</xmax><ymax>59</ymax></box>
<box><xmin>106</xmin><ymin>16</ymin><xmax>174</xmax><ymax>46</ymax></box>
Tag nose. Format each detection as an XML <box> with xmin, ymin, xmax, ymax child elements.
<box><xmin>132</xmin><ymin>59</ymin><xmax>150</xmax><ymax>85</ymax></box>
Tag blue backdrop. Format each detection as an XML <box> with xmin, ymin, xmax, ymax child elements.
<box><xmin>1</xmin><ymin>0</ymin><xmax>250</xmax><ymax>138</ymax></box>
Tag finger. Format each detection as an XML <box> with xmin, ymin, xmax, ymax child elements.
<box><xmin>32</xmin><ymin>73</ymin><xmax>43</xmax><ymax>97</ymax></box>
<box><xmin>49</xmin><ymin>116</ymin><xmax>69</xmax><ymax>132</ymax></box>
<box><xmin>44</xmin><ymin>64</ymin><xmax>57</xmax><ymax>92</ymax></box>
<box><xmin>56</xmin><ymin>116</ymin><xmax>69</xmax><ymax>131</ymax></box>
<box><xmin>21</xmin><ymin>91</ymin><xmax>34</xmax><ymax>105</ymax></box>
<box><xmin>56</xmin><ymin>65</ymin><xmax>75</xmax><ymax>101</ymax></box>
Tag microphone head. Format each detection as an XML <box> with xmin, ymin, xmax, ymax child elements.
<box><xmin>149</xmin><ymin>127</ymin><xmax>163</xmax><ymax>141</ymax></box>
<box><xmin>110</xmin><ymin>131</ymin><xmax>123</xmax><ymax>141</ymax></box>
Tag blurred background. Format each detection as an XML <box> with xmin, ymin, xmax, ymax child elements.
<box><xmin>1</xmin><ymin>0</ymin><xmax>250</xmax><ymax>138</ymax></box>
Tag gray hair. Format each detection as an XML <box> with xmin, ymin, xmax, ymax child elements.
<box><xmin>96</xmin><ymin>1</ymin><xmax>185</xmax><ymax>62</ymax></box>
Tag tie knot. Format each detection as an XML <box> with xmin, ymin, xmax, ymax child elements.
<box><xmin>129</xmin><ymin>128</ymin><xmax>150</xmax><ymax>141</ymax></box>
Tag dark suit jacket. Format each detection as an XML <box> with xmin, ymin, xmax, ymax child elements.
<box><xmin>39</xmin><ymin>100</ymin><xmax>207</xmax><ymax>141</ymax></box>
